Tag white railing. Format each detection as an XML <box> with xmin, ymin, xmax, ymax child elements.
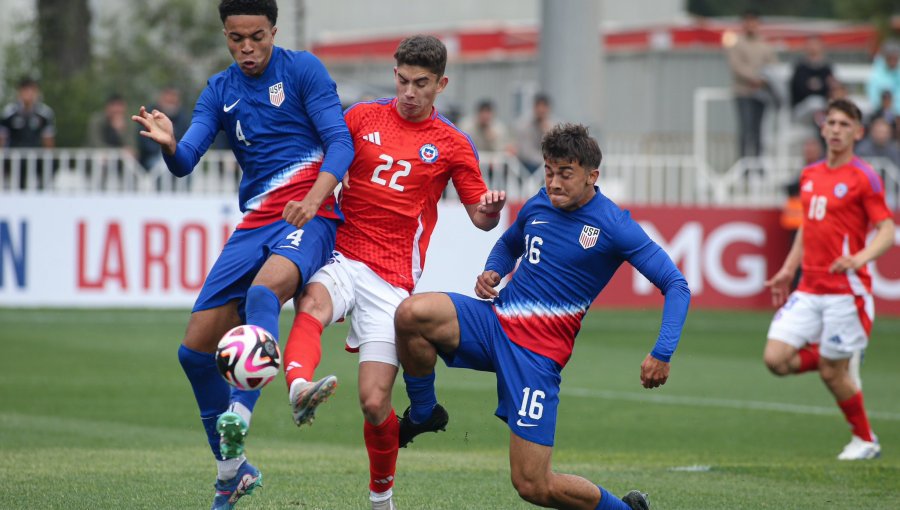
<box><xmin>2</xmin><ymin>148</ymin><xmax>898</xmax><ymax>209</ymax></box>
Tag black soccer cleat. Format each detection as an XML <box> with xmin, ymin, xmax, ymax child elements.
<box><xmin>622</xmin><ymin>490</ymin><xmax>650</xmax><ymax>510</ymax></box>
<box><xmin>398</xmin><ymin>403</ymin><xmax>449</xmax><ymax>448</ymax></box>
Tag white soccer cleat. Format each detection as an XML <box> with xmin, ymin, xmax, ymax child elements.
<box><xmin>289</xmin><ymin>375</ymin><xmax>338</xmax><ymax>426</ymax></box>
<box><xmin>837</xmin><ymin>435</ymin><xmax>881</xmax><ymax>460</ymax></box>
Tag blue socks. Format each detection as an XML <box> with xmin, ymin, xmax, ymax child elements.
<box><xmin>595</xmin><ymin>486</ymin><xmax>629</xmax><ymax>510</ymax></box>
<box><xmin>245</xmin><ymin>285</ymin><xmax>281</xmax><ymax>340</ymax></box>
<box><xmin>403</xmin><ymin>372</ymin><xmax>437</xmax><ymax>423</ymax></box>
<box><xmin>178</xmin><ymin>344</ymin><xmax>231</xmax><ymax>460</ymax></box>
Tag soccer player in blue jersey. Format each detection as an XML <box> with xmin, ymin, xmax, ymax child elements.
<box><xmin>131</xmin><ymin>1</ymin><xmax>353</xmax><ymax>508</ymax></box>
<box><xmin>394</xmin><ymin>123</ymin><xmax>690</xmax><ymax>510</ymax></box>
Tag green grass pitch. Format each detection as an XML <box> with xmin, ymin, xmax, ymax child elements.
<box><xmin>1</xmin><ymin>307</ymin><xmax>898</xmax><ymax>509</ymax></box>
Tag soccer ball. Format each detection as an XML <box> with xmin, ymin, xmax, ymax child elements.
<box><xmin>215</xmin><ymin>325</ymin><xmax>281</xmax><ymax>391</ymax></box>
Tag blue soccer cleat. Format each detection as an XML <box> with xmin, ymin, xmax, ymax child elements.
<box><xmin>211</xmin><ymin>460</ymin><xmax>262</xmax><ymax>510</ymax></box>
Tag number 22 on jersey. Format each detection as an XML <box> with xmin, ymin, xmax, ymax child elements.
<box><xmin>371</xmin><ymin>154</ymin><xmax>411</xmax><ymax>191</ymax></box>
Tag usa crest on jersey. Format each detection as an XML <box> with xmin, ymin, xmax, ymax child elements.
<box><xmin>269</xmin><ymin>82</ymin><xmax>285</xmax><ymax>107</ymax></box>
<box><xmin>419</xmin><ymin>143</ymin><xmax>439</xmax><ymax>163</ymax></box>
<box><xmin>579</xmin><ymin>225</ymin><xmax>600</xmax><ymax>249</ymax></box>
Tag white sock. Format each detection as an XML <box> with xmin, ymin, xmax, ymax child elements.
<box><xmin>217</xmin><ymin>454</ymin><xmax>246</xmax><ymax>481</ymax></box>
<box><xmin>370</xmin><ymin>488</ymin><xmax>393</xmax><ymax>502</ymax></box>
<box><xmin>228</xmin><ymin>401</ymin><xmax>253</xmax><ymax>428</ymax></box>
<box><xmin>289</xmin><ymin>378</ymin><xmax>309</xmax><ymax>401</ymax></box>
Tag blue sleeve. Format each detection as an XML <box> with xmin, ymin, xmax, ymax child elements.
<box><xmin>614</xmin><ymin>212</ymin><xmax>691</xmax><ymax>362</ymax></box>
<box><xmin>484</xmin><ymin>207</ymin><xmax>528</xmax><ymax>277</ymax></box>
<box><xmin>296</xmin><ymin>53</ymin><xmax>353</xmax><ymax>181</ymax></box>
<box><xmin>162</xmin><ymin>85</ymin><xmax>220</xmax><ymax>177</ymax></box>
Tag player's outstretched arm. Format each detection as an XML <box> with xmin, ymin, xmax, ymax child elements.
<box><xmin>639</xmin><ymin>354</ymin><xmax>669</xmax><ymax>389</ymax></box>
<box><xmin>465</xmin><ymin>190</ymin><xmax>507</xmax><ymax>231</ymax></box>
<box><xmin>131</xmin><ymin>106</ymin><xmax>176</xmax><ymax>155</ymax></box>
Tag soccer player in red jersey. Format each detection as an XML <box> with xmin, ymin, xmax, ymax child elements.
<box><xmin>764</xmin><ymin>98</ymin><xmax>895</xmax><ymax>460</ymax></box>
<box><xmin>280</xmin><ymin>34</ymin><xmax>505</xmax><ymax>509</ymax></box>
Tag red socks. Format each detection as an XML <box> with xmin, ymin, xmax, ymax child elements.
<box><xmin>365</xmin><ymin>409</ymin><xmax>399</xmax><ymax>493</ymax></box>
<box><xmin>283</xmin><ymin>312</ymin><xmax>323</xmax><ymax>388</ymax></box>
<box><xmin>795</xmin><ymin>344</ymin><xmax>820</xmax><ymax>373</ymax></box>
<box><xmin>838</xmin><ymin>391</ymin><xmax>874</xmax><ymax>442</ymax></box>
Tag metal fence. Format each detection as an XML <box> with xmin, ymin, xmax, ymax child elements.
<box><xmin>2</xmin><ymin>148</ymin><xmax>898</xmax><ymax>210</ymax></box>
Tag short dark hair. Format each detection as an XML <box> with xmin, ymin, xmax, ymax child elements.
<box><xmin>394</xmin><ymin>35</ymin><xmax>447</xmax><ymax>77</ymax></box>
<box><xmin>477</xmin><ymin>99</ymin><xmax>494</xmax><ymax>112</ymax></box>
<box><xmin>17</xmin><ymin>76</ymin><xmax>38</xmax><ymax>89</ymax></box>
<box><xmin>542</xmin><ymin>123</ymin><xmax>603</xmax><ymax>170</ymax></box>
<box><xmin>219</xmin><ymin>0</ymin><xmax>278</xmax><ymax>26</ymax></box>
<box><xmin>826</xmin><ymin>98</ymin><xmax>862</xmax><ymax>123</ymax></box>
<box><xmin>534</xmin><ymin>93</ymin><xmax>551</xmax><ymax>107</ymax></box>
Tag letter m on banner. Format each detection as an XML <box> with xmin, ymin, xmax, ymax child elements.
<box><xmin>579</xmin><ymin>225</ymin><xmax>600</xmax><ymax>249</ymax></box>
<box><xmin>269</xmin><ymin>82</ymin><xmax>285</xmax><ymax>107</ymax></box>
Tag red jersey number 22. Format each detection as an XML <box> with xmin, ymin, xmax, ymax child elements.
<box><xmin>371</xmin><ymin>154</ymin><xmax>412</xmax><ymax>192</ymax></box>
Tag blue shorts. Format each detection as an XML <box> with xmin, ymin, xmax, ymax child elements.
<box><xmin>193</xmin><ymin>217</ymin><xmax>337</xmax><ymax>319</ymax></box>
<box><xmin>440</xmin><ymin>292</ymin><xmax>562</xmax><ymax>446</ymax></box>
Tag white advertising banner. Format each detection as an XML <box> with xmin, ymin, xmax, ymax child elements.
<box><xmin>0</xmin><ymin>194</ymin><xmax>504</xmax><ymax>308</ymax></box>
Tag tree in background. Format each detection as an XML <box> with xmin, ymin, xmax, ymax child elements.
<box><xmin>2</xmin><ymin>0</ymin><xmax>231</xmax><ymax>147</ymax></box>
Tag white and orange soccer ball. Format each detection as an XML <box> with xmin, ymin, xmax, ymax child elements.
<box><xmin>215</xmin><ymin>325</ymin><xmax>281</xmax><ymax>391</ymax></box>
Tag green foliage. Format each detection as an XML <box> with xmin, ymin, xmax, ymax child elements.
<box><xmin>1</xmin><ymin>0</ymin><xmax>231</xmax><ymax>147</ymax></box>
<box><xmin>1</xmin><ymin>308</ymin><xmax>899</xmax><ymax>509</ymax></box>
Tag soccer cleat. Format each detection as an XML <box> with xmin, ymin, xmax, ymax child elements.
<box><xmin>370</xmin><ymin>496</ymin><xmax>398</xmax><ymax>510</ymax></box>
<box><xmin>210</xmin><ymin>460</ymin><xmax>262</xmax><ymax>510</ymax></box>
<box><xmin>290</xmin><ymin>375</ymin><xmax>338</xmax><ymax>426</ymax></box>
<box><xmin>621</xmin><ymin>490</ymin><xmax>650</xmax><ymax>510</ymax></box>
<box><xmin>216</xmin><ymin>411</ymin><xmax>248</xmax><ymax>459</ymax></box>
<box><xmin>837</xmin><ymin>435</ymin><xmax>881</xmax><ymax>460</ymax></box>
<box><xmin>398</xmin><ymin>403</ymin><xmax>449</xmax><ymax>448</ymax></box>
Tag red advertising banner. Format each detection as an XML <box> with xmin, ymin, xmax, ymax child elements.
<box><xmin>587</xmin><ymin>206</ymin><xmax>900</xmax><ymax>315</ymax></box>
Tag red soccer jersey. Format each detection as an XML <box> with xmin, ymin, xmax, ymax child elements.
<box><xmin>335</xmin><ymin>98</ymin><xmax>487</xmax><ymax>292</ymax></box>
<box><xmin>797</xmin><ymin>156</ymin><xmax>891</xmax><ymax>295</ymax></box>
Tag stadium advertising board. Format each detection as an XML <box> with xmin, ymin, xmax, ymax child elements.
<box><xmin>0</xmin><ymin>196</ymin><xmax>897</xmax><ymax>313</ymax></box>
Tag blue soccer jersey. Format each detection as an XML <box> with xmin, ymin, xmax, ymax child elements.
<box><xmin>163</xmin><ymin>46</ymin><xmax>354</xmax><ymax>229</ymax></box>
<box><xmin>485</xmin><ymin>187</ymin><xmax>690</xmax><ymax>366</ymax></box>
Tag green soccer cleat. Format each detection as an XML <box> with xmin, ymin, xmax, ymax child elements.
<box><xmin>216</xmin><ymin>411</ymin><xmax>248</xmax><ymax>459</ymax></box>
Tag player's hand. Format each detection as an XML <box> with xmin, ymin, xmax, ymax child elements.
<box><xmin>477</xmin><ymin>190</ymin><xmax>506</xmax><ymax>216</ymax></box>
<box><xmin>639</xmin><ymin>354</ymin><xmax>669</xmax><ymax>389</ymax></box>
<box><xmin>829</xmin><ymin>255</ymin><xmax>862</xmax><ymax>274</ymax></box>
<box><xmin>131</xmin><ymin>106</ymin><xmax>176</xmax><ymax>155</ymax></box>
<box><xmin>474</xmin><ymin>270</ymin><xmax>502</xmax><ymax>299</ymax></box>
<box><xmin>283</xmin><ymin>197</ymin><xmax>319</xmax><ymax>228</ymax></box>
<box><xmin>764</xmin><ymin>269</ymin><xmax>794</xmax><ymax>307</ymax></box>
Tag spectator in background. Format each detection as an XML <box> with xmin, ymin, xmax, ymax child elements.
<box><xmin>137</xmin><ymin>85</ymin><xmax>188</xmax><ymax>170</ymax></box>
<box><xmin>514</xmin><ymin>93</ymin><xmax>555</xmax><ymax>175</ymax></box>
<box><xmin>857</xmin><ymin>117</ymin><xmax>900</xmax><ymax>170</ymax></box>
<box><xmin>0</xmin><ymin>76</ymin><xmax>56</xmax><ymax>148</ymax></box>
<box><xmin>790</xmin><ymin>36</ymin><xmax>833</xmax><ymax>125</ymax></box>
<box><xmin>87</xmin><ymin>93</ymin><xmax>136</xmax><ymax>154</ymax></box>
<box><xmin>459</xmin><ymin>99</ymin><xmax>510</xmax><ymax>154</ymax></box>
<box><xmin>866</xmin><ymin>40</ymin><xmax>900</xmax><ymax>116</ymax></box>
<box><xmin>866</xmin><ymin>90</ymin><xmax>896</xmax><ymax>137</ymax></box>
<box><xmin>726</xmin><ymin>9</ymin><xmax>777</xmax><ymax>159</ymax></box>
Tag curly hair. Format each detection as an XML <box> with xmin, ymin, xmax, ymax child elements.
<box><xmin>218</xmin><ymin>0</ymin><xmax>278</xmax><ymax>26</ymax></box>
<box><xmin>542</xmin><ymin>123</ymin><xmax>603</xmax><ymax>170</ymax></box>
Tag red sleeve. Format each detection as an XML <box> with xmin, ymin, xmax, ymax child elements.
<box><xmin>450</xmin><ymin>135</ymin><xmax>487</xmax><ymax>205</ymax></box>
<box><xmin>861</xmin><ymin>172</ymin><xmax>892</xmax><ymax>226</ymax></box>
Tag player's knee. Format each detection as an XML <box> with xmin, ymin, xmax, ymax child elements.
<box><xmin>359</xmin><ymin>394</ymin><xmax>391</xmax><ymax>424</ymax></box>
<box><xmin>394</xmin><ymin>295</ymin><xmax>427</xmax><ymax>334</ymax></box>
<box><xmin>510</xmin><ymin>475</ymin><xmax>548</xmax><ymax>506</ymax></box>
<box><xmin>763</xmin><ymin>352</ymin><xmax>791</xmax><ymax>376</ymax></box>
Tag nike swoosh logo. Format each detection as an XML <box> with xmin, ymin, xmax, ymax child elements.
<box><xmin>515</xmin><ymin>419</ymin><xmax>538</xmax><ymax>428</ymax></box>
<box><xmin>530</xmin><ymin>219</ymin><xmax>549</xmax><ymax>225</ymax></box>
<box><xmin>223</xmin><ymin>99</ymin><xmax>241</xmax><ymax>112</ymax></box>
